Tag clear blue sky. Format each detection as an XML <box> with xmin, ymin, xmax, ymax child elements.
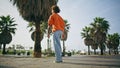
<box><xmin>0</xmin><ymin>0</ymin><xmax>120</xmax><ymax>51</ymax></box>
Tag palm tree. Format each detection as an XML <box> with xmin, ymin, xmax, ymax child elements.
<box><xmin>0</xmin><ymin>44</ymin><xmax>1</xmax><ymax>50</ymax></box>
<box><xmin>106</xmin><ymin>34</ymin><xmax>113</xmax><ymax>55</ymax></box>
<box><xmin>27</xmin><ymin>22</ymin><xmax>47</xmax><ymax>41</ymax></box>
<box><xmin>106</xmin><ymin>33</ymin><xmax>120</xmax><ymax>55</ymax></box>
<box><xmin>27</xmin><ymin>22</ymin><xmax>52</xmax><ymax>56</ymax></box>
<box><xmin>111</xmin><ymin>33</ymin><xmax>119</xmax><ymax>54</ymax></box>
<box><xmin>89</xmin><ymin>27</ymin><xmax>99</xmax><ymax>55</ymax></box>
<box><xmin>11</xmin><ymin>0</ymin><xmax>57</xmax><ymax>57</ymax></box>
<box><xmin>61</xmin><ymin>20</ymin><xmax>70</xmax><ymax>56</ymax></box>
<box><xmin>91</xmin><ymin>43</ymin><xmax>98</xmax><ymax>55</ymax></box>
<box><xmin>90</xmin><ymin>17</ymin><xmax>109</xmax><ymax>55</ymax></box>
<box><xmin>0</xmin><ymin>15</ymin><xmax>17</xmax><ymax>54</ymax></box>
<box><xmin>81</xmin><ymin>26</ymin><xmax>93</xmax><ymax>55</ymax></box>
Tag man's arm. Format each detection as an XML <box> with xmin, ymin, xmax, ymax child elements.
<box><xmin>47</xmin><ymin>26</ymin><xmax>52</xmax><ymax>38</ymax></box>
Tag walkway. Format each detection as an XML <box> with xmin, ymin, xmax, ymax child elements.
<box><xmin>0</xmin><ymin>55</ymin><xmax>120</xmax><ymax>68</ymax></box>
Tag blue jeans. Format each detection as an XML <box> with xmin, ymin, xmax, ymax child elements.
<box><xmin>53</xmin><ymin>30</ymin><xmax>62</xmax><ymax>62</ymax></box>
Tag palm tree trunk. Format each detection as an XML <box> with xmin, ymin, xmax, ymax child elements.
<box><xmin>0</xmin><ymin>44</ymin><xmax>1</xmax><ymax>52</ymax></box>
<box><xmin>47</xmin><ymin>38</ymin><xmax>49</xmax><ymax>55</ymax></box>
<box><xmin>47</xmin><ymin>38</ymin><xmax>51</xmax><ymax>56</ymax></box>
<box><xmin>100</xmin><ymin>43</ymin><xmax>104</xmax><ymax>55</ymax></box>
<box><xmin>94</xmin><ymin>49</ymin><xmax>96</xmax><ymax>55</ymax></box>
<box><xmin>2</xmin><ymin>44</ymin><xmax>6</xmax><ymax>54</ymax></box>
<box><xmin>116</xmin><ymin>48</ymin><xmax>119</xmax><ymax>54</ymax></box>
<box><xmin>114</xmin><ymin>49</ymin><xmax>116</xmax><ymax>55</ymax></box>
<box><xmin>88</xmin><ymin>45</ymin><xmax>90</xmax><ymax>55</ymax></box>
<box><xmin>33</xmin><ymin>22</ymin><xmax>41</xmax><ymax>58</ymax></box>
<box><xmin>109</xmin><ymin>48</ymin><xmax>111</xmax><ymax>55</ymax></box>
<box><xmin>62</xmin><ymin>40</ymin><xmax>65</xmax><ymax>56</ymax></box>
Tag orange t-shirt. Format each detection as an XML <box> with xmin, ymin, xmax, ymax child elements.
<box><xmin>48</xmin><ymin>13</ymin><xmax>65</xmax><ymax>32</ymax></box>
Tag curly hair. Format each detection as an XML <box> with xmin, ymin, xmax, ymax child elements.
<box><xmin>51</xmin><ymin>5</ymin><xmax>60</xmax><ymax>13</ymax></box>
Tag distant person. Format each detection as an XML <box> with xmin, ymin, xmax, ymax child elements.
<box><xmin>48</xmin><ymin>5</ymin><xmax>65</xmax><ymax>63</ymax></box>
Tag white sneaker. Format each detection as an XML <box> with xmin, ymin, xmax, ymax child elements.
<box><xmin>53</xmin><ymin>61</ymin><xmax>63</xmax><ymax>63</ymax></box>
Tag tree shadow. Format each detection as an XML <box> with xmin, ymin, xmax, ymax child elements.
<box><xmin>0</xmin><ymin>65</ymin><xmax>15</xmax><ymax>68</ymax></box>
<box><xmin>62</xmin><ymin>61</ymin><xmax>120</xmax><ymax>67</ymax></box>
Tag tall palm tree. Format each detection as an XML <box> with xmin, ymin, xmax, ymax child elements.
<box><xmin>0</xmin><ymin>15</ymin><xmax>17</xmax><ymax>54</ymax></box>
<box><xmin>61</xmin><ymin>20</ymin><xmax>70</xmax><ymax>56</ymax></box>
<box><xmin>90</xmin><ymin>17</ymin><xmax>109</xmax><ymax>55</ymax></box>
<box><xmin>81</xmin><ymin>26</ymin><xmax>93</xmax><ymax>55</ymax></box>
<box><xmin>11</xmin><ymin>0</ymin><xmax>57</xmax><ymax>57</ymax></box>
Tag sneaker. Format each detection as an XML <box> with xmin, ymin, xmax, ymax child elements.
<box><xmin>54</xmin><ymin>61</ymin><xmax>63</xmax><ymax>63</ymax></box>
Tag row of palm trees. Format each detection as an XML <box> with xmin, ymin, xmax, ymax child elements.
<box><xmin>0</xmin><ymin>16</ymin><xmax>70</xmax><ymax>56</ymax></box>
<box><xmin>81</xmin><ymin>17</ymin><xmax>120</xmax><ymax>55</ymax></box>
<box><xmin>0</xmin><ymin>16</ymin><xmax>70</xmax><ymax>55</ymax></box>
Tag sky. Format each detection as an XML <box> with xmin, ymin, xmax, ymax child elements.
<box><xmin>0</xmin><ymin>0</ymin><xmax>120</xmax><ymax>51</ymax></box>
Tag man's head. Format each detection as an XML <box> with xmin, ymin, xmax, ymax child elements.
<box><xmin>51</xmin><ymin>5</ymin><xmax>60</xmax><ymax>13</ymax></box>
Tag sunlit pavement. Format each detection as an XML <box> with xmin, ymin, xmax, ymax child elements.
<box><xmin>0</xmin><ymin>55</ymin><xmax>120</xmax><ymax>68</ymax></box>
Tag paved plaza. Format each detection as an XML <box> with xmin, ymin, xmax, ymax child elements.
<box><xmin>0</xmin><ymin>55</ymin><xmax>120</xmax><ymax>68</ymax></box>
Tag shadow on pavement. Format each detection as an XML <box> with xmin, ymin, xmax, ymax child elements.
<box><xmin>0</xmin><ymin>65</ymin><xmax>15</xmax><ymax>68</ymax></box>
<box><xmin>63</xmin><ymin>61</ymin><xmax>120</xmax><ymax>67</ymax></box>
